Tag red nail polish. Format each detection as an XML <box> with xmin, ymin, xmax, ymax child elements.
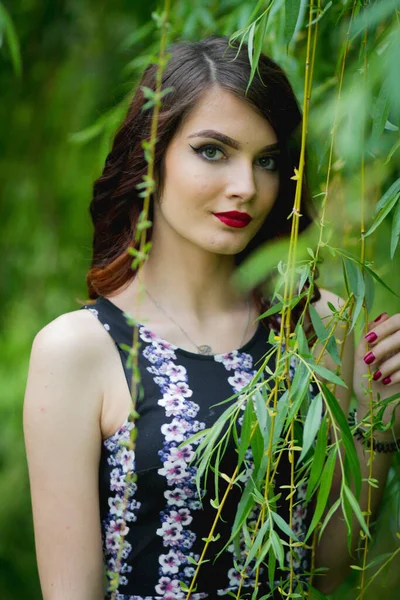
<box><xmin>363</xmin><ymin>351</ymin><xmax>375</xmax><ymax>365</ymax></box>
<box><xmin>374</xmin><ymin>313</ymin><xmax>387</xmax><ymax>322</ymax></box>
<box><xmin>373</xmin><ymin>370</ymin><xmax>382</xmax><ymax>381</ymax></box>
<box><xmin>365</xmin><ymin>331</ymin><xmax>378</xmax><ymax>343</ymax></box>
<box><xmin>382</xmin><ymin>376</ymin><xmax>391</xmax><ymax>385</ymax></box>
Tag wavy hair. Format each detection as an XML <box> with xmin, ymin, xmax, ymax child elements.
<box><xmin>86</xmin><ymin>36</ymin><xmax>320</xmax><ymax>330</ymax></box>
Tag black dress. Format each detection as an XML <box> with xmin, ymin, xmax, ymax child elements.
<box><xmin>82</xmin><ymin>296</ymin><xmax>313</xmax><ymax>600</ymax></box>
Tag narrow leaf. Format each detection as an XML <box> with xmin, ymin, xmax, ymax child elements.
<box><xmin>344</xmin><ymin>258</ymin><xmax>365</xmax><ymax>330</ymax></box>
<box><xmin>285</xmin><ymin>0</ymin><xmax>301</xmax><ymax>44</ymax></box>
<box><xmin>243</xmin><ymin>518</ymin><xmax>271</xmax><ymax>568</ymax></box>
<box><xmin>343</xmin><ymin>484</ymin><xmax>370</xmax><ymax>538</ymax></box>
<box><xmin>365</xmin><ymin>190</ymin><xmax>400</xmax><ymax>237</ymax></box>
<box><xmin>322</xmin><ymin>384</ymin><xmax>361</xmax><ymax>497</ymax></box>
<box><xmin>374</xmin><ymin>176</ymin><xmax>400</xmax><ymax>215</ymax></box>
<box><xmin>308</xmin><ymin>304</ymin><xmax>328</xmax><ymax>341</ymax></box>
<box><xmin>371</xmin><ymin>81</ymin><xmax>391</xmax><ymax>144</ymax></box>
<box><xmin>305</xmin><ymin>449</ymin><xmax>337</xmax><ymax>540</ymax></box>
<box><xmin>238</xmin><ymin>399</ymin><xmax>253</xmax><ymax>467</ymax></box>
<box><xmin>271</xmin><ymin>529</ymin><xmax>285</xmax><ymax>567</ymax></box>
<box><xmin>390</xmin><ymin>197</ymin><xmax>400</xmax><ymax>258</ymax></box>
<box><xmin>309</xmin><ymin>362</ymin><xmax>347</xmax><ymax>388</ymax></box>
<box><xmin>306</xmin><ymin>416</ymin><xmax>328</xmax><ymax>501</ymax></box>
<box><xmin>0</xmin><ymin>3</ymin><xmax>22</xmax><ymax>76</ymax></box>
<box><xmin>318</xmin><ymin>497</ymin><xmax>341</xmax><ymax>540</ymax></box>
<box><xmin>299</xmin><ymin>393</ymin><xmax>323</xmax><ymax>462</ymax></box>
<box><xmin>271</xmin><ymin>511</ymin><xmax>299</xmax><ymax>541</ymax></box>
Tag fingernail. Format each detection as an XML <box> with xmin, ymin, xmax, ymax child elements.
<box><xmin>365</xmin><ymin>331</ymin><xmax>378</xmax><ymax>343</ymax></box>
<box><xmin>382</xmin><ymin>376</ymin><xmax>392</xmax><ymax>385</ymax></box>
<box><xmin>373</xmin><ymin>370</ymin><xmax>382</xmax><ymax>381</ymax></box>
<box><xmin>374</xmin><ymin>313</ymin><xmax>387</xmax><ymax>322</ymax></box>
<box><xmin>363</xmin><ymin>351</ymin><xmax>375</xmax><ymax>365</ymax></box>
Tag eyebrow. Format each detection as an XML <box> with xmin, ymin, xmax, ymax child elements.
<box><xmin>187</xmin><ymin>129</ymin><xmax>280</xmax><ymax>153</ymax></box>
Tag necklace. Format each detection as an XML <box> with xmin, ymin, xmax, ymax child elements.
<box><xmin>143</xmin><ymin>285</ymin><xmax>251</xmax><ymax>355</ymax></box>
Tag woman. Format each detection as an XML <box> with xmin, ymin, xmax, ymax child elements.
<box><xmin>23</xmin><ymin>36</ymin><xmax>400</xmax><ymax>600</ymax></box>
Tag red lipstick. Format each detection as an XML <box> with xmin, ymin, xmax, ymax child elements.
<box><xmin>213</xmin><ymin>211</ymin><xmax>252</xmax><ymax>229</ymax></box>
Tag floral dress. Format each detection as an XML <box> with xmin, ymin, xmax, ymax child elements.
<box><xmin>82</xmin><ymin>297</ymin><xmax>313</xmax><ymax>600</ymax></box>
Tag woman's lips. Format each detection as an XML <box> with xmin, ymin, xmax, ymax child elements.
<box><xmin>213</xmin><ymin>211</ymin><xmax>252</xmax><ymax>229</ymax></box>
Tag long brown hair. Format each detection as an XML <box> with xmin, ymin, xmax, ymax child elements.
<box><xmin>86</xmin><ymin>36</ymin><xmax>320</xmax><ymax>329</ymax></box>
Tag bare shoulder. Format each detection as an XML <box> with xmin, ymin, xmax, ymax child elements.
<box><xmin>31</xmin><ymin>307</ymin><xmax>111</xmax><ymax>365</ymax></box>
<box><xmin>25</xmin><ymin>308</ymin><xmax>115</xmax><ymax>435</ymax></box>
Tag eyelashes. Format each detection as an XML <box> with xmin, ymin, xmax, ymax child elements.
<box><xmin>189</xmin><ymin>143</ymin><xmax>224</xmax><ymax>161</ymax></box>
<box><xmin>188</xmin><ymin>143</ymin><xmax>279</xmax><ymax>171</ymax></box>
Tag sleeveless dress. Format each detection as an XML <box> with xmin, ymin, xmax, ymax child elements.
<box><xmin>82</xmin><ymin>296</ymin><xmax>314</xmax><ymax>600</ymax></box>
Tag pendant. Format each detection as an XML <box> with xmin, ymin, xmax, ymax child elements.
<box><xmin>197</xmin><ymin>344</ymin><xmax>213</xmax><ymax>355</ymax></box>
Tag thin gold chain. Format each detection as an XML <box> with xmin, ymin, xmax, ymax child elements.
<box><xmin>143</xmin><ymin>285</ymin><xmax>252</xmax><ymax>355</ymax></box>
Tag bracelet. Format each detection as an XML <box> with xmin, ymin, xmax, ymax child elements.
<box><xmin>348</xmin><ymin>409</ymin><xmax>400</xmax><ymax>454</ymax></box>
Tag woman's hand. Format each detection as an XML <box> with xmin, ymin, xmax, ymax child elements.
<box><xmin>353</xmin><ymin>312</ymin><xmax>400</xmax><ymax>437</ymax></box>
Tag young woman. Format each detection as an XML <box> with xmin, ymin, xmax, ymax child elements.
<box><xmin>23</xmin><ymin>36</ymin><xmax>400</xmax><ymax>600</ymax></box>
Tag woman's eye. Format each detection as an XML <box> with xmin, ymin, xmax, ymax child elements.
<box><xmin>191</xmin><ymin>144</ymin><xmax>225</xmax><ymax>161</ymax></box>
<box><xmin>257</xmin><ymin>155</ymin><xmax>278</xmax><ymax>171</ymax></box>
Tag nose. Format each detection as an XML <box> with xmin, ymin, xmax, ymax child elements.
<box><xmin>225</xmin><ymin>161</ymin><xmax>257</xmax><ymax>203</ymax></box>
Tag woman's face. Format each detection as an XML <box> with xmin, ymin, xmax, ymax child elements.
<box><xmin>153</xmin><ymin>85</ymin><xmax>280</xmax><ymax>256</ymax></box>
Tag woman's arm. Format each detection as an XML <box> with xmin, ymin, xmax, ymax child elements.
<box><xmin>24</xmin><ymin>311</ymin><xmax>108</xmax><ymax>600</ymax></box>
<box><xmin>311</xmin><ymin>290</ymin><xmax>395</xmax><ymax>594</ymax></box>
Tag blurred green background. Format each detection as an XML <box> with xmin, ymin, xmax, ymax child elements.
<box><xmin>1</xmin><ymin>1</ymin><xmax>399</xmax><ymax>599</ymax></box>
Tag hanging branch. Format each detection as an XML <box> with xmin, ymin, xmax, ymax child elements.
<box><xmin>108</xmin><ymin>1</ymin><xmax>172</xmax><ymax>596</ymax></box>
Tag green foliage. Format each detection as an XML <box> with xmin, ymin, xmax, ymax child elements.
<box><xmin>1</xmin><ymin>0</ymin><xmax>400</xmax><ymax>599</ymax></box>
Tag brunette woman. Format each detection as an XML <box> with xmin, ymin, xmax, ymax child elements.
<box><xmin>24</xmin><ymin>36</ymin><xmax>400</xmax><ymax>600</ymax></box>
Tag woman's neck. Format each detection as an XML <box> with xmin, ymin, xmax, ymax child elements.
<box><xmin>138</xmin><ymin>239</ymin><xmax>245</xmax><ymax>320</ymax></box>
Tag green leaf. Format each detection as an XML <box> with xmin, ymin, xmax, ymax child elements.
<box><xmin>258</xmin><ymin>290</ymin><xmax>308</xmax><ymax>320</ymax></box>
<box><xmin>390</xmin><ymin>197</ymin><xmax>400</xmax><ymax>258</ymax></box>
<box><xmin>285</xmin><ymin>0</ymin><xmax>301</xmax><ymax>45</ymax></box>
<box><xmin>287</xmin><ymin>363</ymin><xmax>312</xmax><ymax>423</ymax></box>
<box><xmin>254</xmin><ymin>537</ymin><xmax>272</xmax><ymax>569</ymax></box>
<box><xmin>272</xmin><ymin>390</ymin><xmax>290</xmax><ymax>447</ymax></box>
<box><xmin>371</xmin><ymin>81</ymin><xmax>391</xmax><ymax>144</ymax></box>
<box><xmin>385</xmin><ymin>137</ymin><xmax>400</xmax><ymax>164</ymax></box>
<box><xmin>365</xmin><ymin>175</ymin><xmax>400</xmax><ymax>236</ymax></box>
<box><xmin>306</xmin><ymin>416</ymin><xmax>328</xmax><ymax>501</ymax></box>
<box><xmin>253</xmin><ymin>390</ymin><xmax>267</xmax><ymax>436</ymax></box>
<box><xmin>238</xmin><ymin>399</ymin><xmax>253</xmax><ymax>467</ymax></box>
<box><xmin>308</xmin><ymin>304</ymin><xmax>341</xmax><ymax>364</ymax></box>
<box><xmin>295</xmin><ymin>324</ymin><xmax>310</xmax><ymax>356</ymax></box>
<box><xmin>343</xmin><ymin>484</ymin><xmax>370</xmax><ymax>539</ymax></box>
<box><xmin>308</xmin><ymin>304</ymin><xmax>328</xmax><ymax>342</ymax></box>
<box><xmin>299</xmin><ymin>392</ymin><xmax>323</xmax><ymax>462</ymax></box>
<box><xmin>0</xmin><ymin>3</ymin><xmax>22</xmax><ymax>77</ymax></box>
<box><xmin>344</xmin><ymin>258</ymin><xmax>365</xmax><ymax>330</ymax></box>
<box><xmin>367</xmin><ymin>190</ymin><xmax>400</xmax><ymax>238</ymax></box>
<box><xmin>268</xmin><ymin>544</ymin><xmax>276</xmax><ymax>590</ymax></box>
<box><xmin>305</xmin><ymin>449</ymin><xmax>337</xmax><ymax>540</ymax></box>
<box><xmin>307</xmin><ymin>585</ymin><xmax>330</xmax><ymax>599</ymax></box>
<box><xmin>326</xmin><ymin>335</ymin><xmax>341</xmax><ymax>366</ymax></box>
<box><xmin>270</xmin><ymin>529</ymin><xmax>285</xmax><ymax>567</ymax></box>
<box><xmin>306</xmin><ymin>1</ymin><xmax>333</xmax><ymax>27</ymax></box>
<box><xmin>318</xmin><ymin>497</ymin><xmax>341</xmax><ymax>540</ymax></box>
<box><xmin>308</xmin><ymin>362</ymin><xmax>347</xmax><ymax>388</ymax></box>
<box><xmin>243</xmin><ymin>517</ymin><xmax>271</xmax><ymax>568</ymax></box>
<box><xmin>364</xmin><ymin>267</ymin><xmax>375</xmax><ymax>313</ymax></box>
<box><xmin>247</xmin><ymin>12</ymin><xmax>269</xmax><ymax>92</ymax></box>
<box><xmin>271</xmin><ymin>511</ymin><xmax>299</xmax><ymax>541</ymax></box>
<box><xmin>322</xmin><ymin>385</ymin><xmax>361</xmax><ymax>497</ymax></box>
<box><xmin>247</xmin><ymin>22</ymin><xmax>256</xmax><ymax>66</ymax></box>
<box><xmin>230</xmin><ymin>477</ymin><xmax>257</xmax><ymax>541</ymax></box>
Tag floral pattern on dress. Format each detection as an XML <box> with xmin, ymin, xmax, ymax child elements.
<box><xmin>103</xmin><ymin>420</ymin><xmax>141</xmax><ymax>591</ymax></box>
<box><xmin>139</xmin><ymin>326</ymin><xmax>207</xmax><ymax>598</ymax></box>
